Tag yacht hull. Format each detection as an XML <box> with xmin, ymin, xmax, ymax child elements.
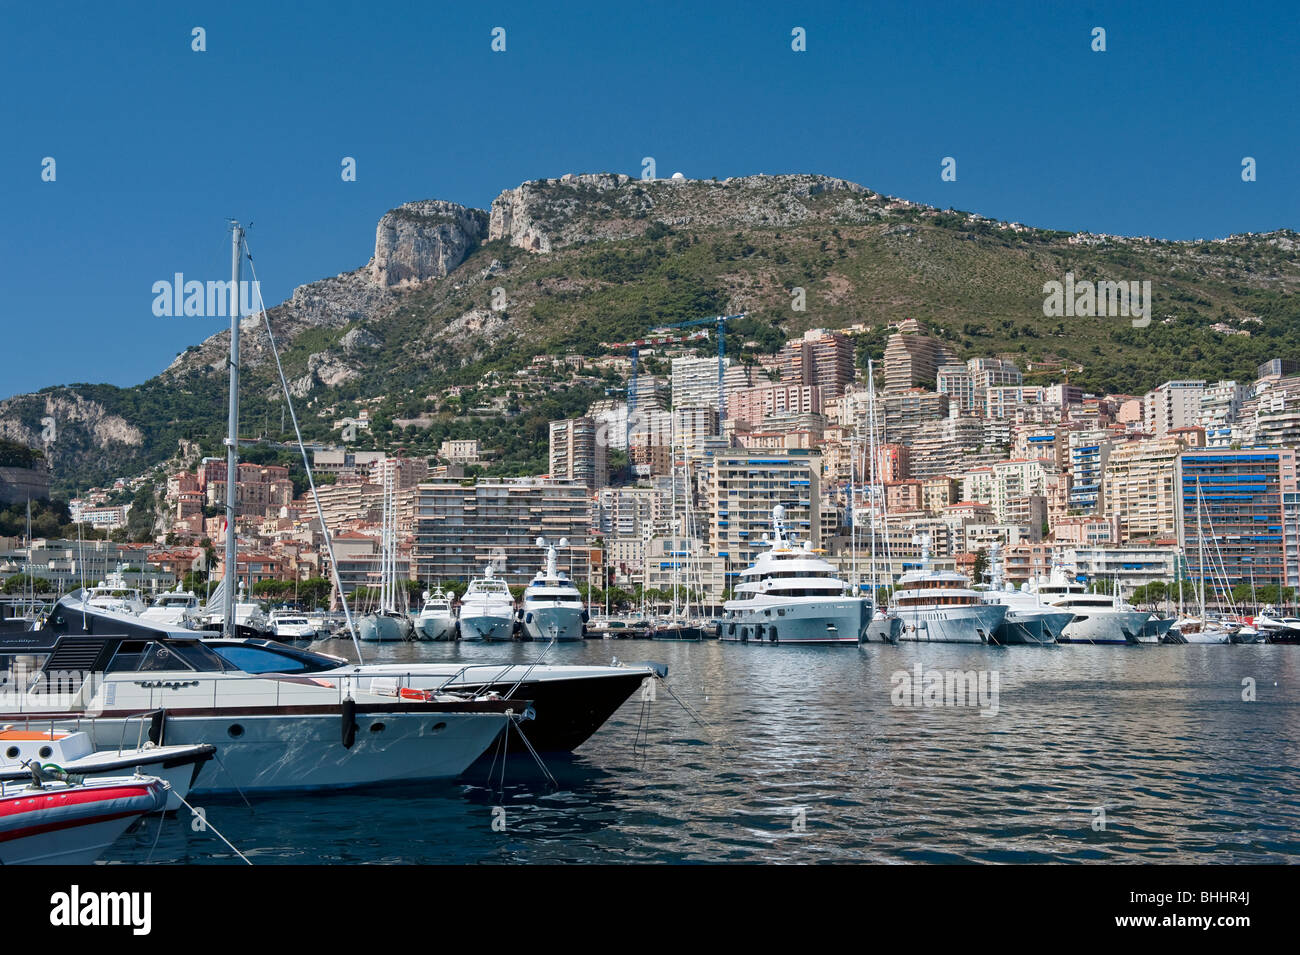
<box><xmin>459</xmin><ymin>612</ymin><xmax>514</xmax><ymax>642</ymax></box>
<box><xmin>864</xmin><ymin>615</ymin><xmax>902</xmax><ymax>644</ymax></box>
<box><xmin>358</xmin><ymin>614</ymin><xmax>414</xmax><ymax>642</ymax></box>
<box><xmin>1058</xmin><ymin>610</ymin><xmax>1154</xmax><ymax>645</ymax></box>
<box><xmin>60</xmin><ymin>707</ymin><xmax>510</xmax><ymax>795</ymax></box>
<box><xmin>720</xmin><ymin>599</ymin><xmax>870</xmax><ymax>645</ymax></box>
<box><xmin>417</xmin><ymin>615</ymin><xmax>457</xmax><ymax>641</ymax></box>
<box><xmin>896</xmin><ymin>604</ymin><xmax>1006</xmax><ymax>644</ymax></box>
<box><xmin>993</xmin><ymin>610</ymin><xmax>1072</xmax><ymax>646</ymax></box>
<box><xmin>522</xmin><ymin>605</ymin><xmax>585</xmax><ymax>641</ymax></box>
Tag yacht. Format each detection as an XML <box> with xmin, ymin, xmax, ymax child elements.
<box><xmin>268</xmin><ymin>609</ymin><xmax>317</xmax><ymax>641</ymax></box>
<box><xmin>721</xmin><ymin>506</ymin><xmax>871</xmax><ymax>645</ymax></box>
<box><xmin>140</xmin><ymin>587</ymin><xmax>202</xmax><ymax>628</ymax></box>
<box><xmin>458</xmin><ymin>564</ymin><xmax>516</xmax><ymax>642</ymax></box>
<box><xmin>977</xmin><ymin>548</ymin><xmax>1071</xmax><ymax>646</ymax></box>
<box><xmin>5</xmin><ymin>591</ymin><xmax>662</xmax><ymax>763</ymax></box>
<box><xmin>1</xmin><ymin>592</ymin><xmax>529</xmax><ymax>794</ymax></box>
<box><xmin>84</xmin><ymin>568</ymin><xmax>146</xmax><ymax>616</ymax></box>
<box><xmin>1254</xmin><ymin>606</ymin><xmax>1300</xmax><ymax>644</ymax></box>
<box><xmin>521</xmin><ymin>538</ymin><xmax>587</xmax><ymax>642</ymax></box>
<box><xmin>416</xmin><ymin>585</ymin><xmax>457</xmax><ymax>641</ymax></box>
<box><xmin>1027</xmin><ymin>569</ymin><xmax>1153</xmax><ymax>644</ymax></box>
<box><xmin>886</xmin><ymin>536</ymin><xmax>1006</xmax><ymax>644</ymax></box>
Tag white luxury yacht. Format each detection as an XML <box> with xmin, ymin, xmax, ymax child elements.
<box><xmin>416</xmin><ymin>585</ymin><xmax>457</xmax><ymax>641</ymax></box>
<box><xmin>84</xmin><ymin>568</ymin><xmax>147</xmax><ymax>616</ymax></box>
<box><xmin>139</xmin><ymin>587</ymin><xmax>201</xmax><ymax>628</ymax></box>
<box><xmin>458</xmin><ymin>564</ymin><xmax>516</xmax><ymax>642</ymax></box>
<box><xmin>1027</xmin><ymin>567</ymin><xmax>1154</xmax><ymax>644</ymax></box>
<box><xmin>721</xmin><ymin>505</ymin><xmax>870</xmax><ymax>645</ymax></box>
<box><xmin>521</xmin><ymin>538</ymin><xmax>587</xmax><ymax>641</ymax></box>
<box><xmin>886</xmin><ymin>535</ymin><xmax>1006</xmax><ymax>644</ymax></box>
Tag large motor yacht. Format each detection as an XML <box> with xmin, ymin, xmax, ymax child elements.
<box><xmin>885</xmin><ymin>536</ymin><xmax>1006</xmax><ymax>644</ymax></box>
<box><xmin>721</xmin><ymin>506</ymin><xmax>870</xmax><ymax>645</ymax></box>
<box><xmin>458</xmin><ymin>564</ymin><xmax>516</xmax><ymax>642</ymax></box>
<box><xmin>520</xmin><ymin>538</ymin><xmax>587</xmax><ymax>642</ymax></box>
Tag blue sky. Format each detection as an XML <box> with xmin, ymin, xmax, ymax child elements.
<box><xmin>1</xmin><ymin>0</ymin><xmax>1296</xmax><ymax>399</ymax></box>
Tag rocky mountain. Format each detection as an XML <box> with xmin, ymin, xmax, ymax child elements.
<box><xmin>2</xmin><ymin>172</ymin><xmax>1297</xmax><ymax>496</ymax></box>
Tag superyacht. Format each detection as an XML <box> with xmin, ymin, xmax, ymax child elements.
<box><xmin>720</xmin><ymin>506</ymin><xmax>870</xmax><ymax>645</ymax></box>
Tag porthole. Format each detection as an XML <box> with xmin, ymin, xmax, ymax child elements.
<box><xmin>228</xmin><ymin>723</ymin><xmax>245</xmax><ymax>738</ymax></box>
<box><xmin>38</xmin><ymin>746</ymin><xmax>53</xmax><ymax>759</ymax></box>
<box><xmin>431</xmin><ymin>721</ymin><xmax>447</xmax><ymax>733</ymax></box>
<box><xmin>369</xmin><ymin>722</ymin><xmax>386</xmax><ymax>733</ymax></box>
<box><xmin>4</xmin><ymin>746</ymin><xmax>18</xmax><ymax>759</ymax></box>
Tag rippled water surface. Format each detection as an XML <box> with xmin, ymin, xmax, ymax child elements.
<box><xmin>103</xmin><ymin>639</ymin><xmax>1300</xmax><ymax>864</ymax></box>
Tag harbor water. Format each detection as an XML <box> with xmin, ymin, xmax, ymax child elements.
<box><xmin>103</xmin><ymin>639</ymin><xmax>1300</xmax><ymax>864</ymax></box>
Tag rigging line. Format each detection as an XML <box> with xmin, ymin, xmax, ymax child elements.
<box><xmin>511</xmin><ymin>713</ymin><xmax>558</xmax><ymax>790</ymax></box>
<box><xmin>502</xmin><ymin>630</ymin><xmax>558</xmax><ymax>701</ymax></box>
<box><xmin>655</xmin><ymin>677</ymin><xmax>732</xmax><ymax>756</ymax></box>
<box><xmin>212</xmin><ymin>751</ymin><xmax>254</xmax><ymax>812</ymax></box>
<box><xmin>166</xmin><ymin>783</ymin><xmax>252</xmax><ymax>865</ymax></box>
<box><xmin>145</xmin><ymin>798</ymin><xmax>167</xmax><ymax>863</ymax></box>
<box><xmin>242</xmin><ymin>237</ymin><xmax>364</xmax><ymax>664</ymax></box>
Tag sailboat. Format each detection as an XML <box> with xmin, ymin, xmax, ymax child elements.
<box><xmin>1169</xmin><ymin>482</ymin><xmax>1234</xmax><ymax>644</ymax></box>
<box><xmin>860</xmin><ymin>360</ymin><xmax>902</xmax><ymax>644</ymax></box>
<box><xmin>358</xmin><ymin>462</ymin><xmax>414</xmax><ymax>642</ymax></box>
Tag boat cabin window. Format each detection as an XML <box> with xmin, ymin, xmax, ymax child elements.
<box><xmin>211</xmin><ymin>643</ymin><xmax>335</xmax><ymax>675</ymax></box>
<box><xmin>106</xmin><ymin>639</ymin><xmax>232</xmax><ymax>673</ymax></box>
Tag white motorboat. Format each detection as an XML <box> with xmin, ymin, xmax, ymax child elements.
<box><xmin>268</xmin><ymin>610</ymin><xmax>317</xmax><ymax>641</ymax></box>
<box><xmin>1027</xmin><ymin>569</ymin><xmax>1152</xmax><ymax>645</ymax></box>
<box><xmin>521</xmin><ymin>538</ymin><xmax>586</xmax><ymax>642</ymax></box>
<box><xmin>458</xmin><ymin>565</ymin><xmax>516</xmax><ymax>642</ymax></box>
<box><xmin>0</xmin><ymin>726</ymin><xmax>214</xmax><ymax>810</ymax></box>
<box><xmin>140</xmin><ymin>587</ymin><xmax>202</xmax><ymax>628</ymax></box>
<box><xmin>416</xmin><ymin>586</ymin><xmax>457</xmax><ymax>641</ymax></box>
<box><xmin>720</xmin><ymin>506</ymin><xmax>870</xmax><ymax>645</ymax></box>
<box><xmin>194</xmin><ymin>581</ymin><xmax>271</xmax><ymax>638</ymax></box>
<box><xmin>84</xmin><ymin>568</ymin><xmax>147</xmax><ymax>616</ymax></box>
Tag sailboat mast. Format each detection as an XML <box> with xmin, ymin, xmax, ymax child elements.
<box><xmin>223</xmin><ymin>221</ymin><xmax>244</xmax><ymax>638</ymax></box>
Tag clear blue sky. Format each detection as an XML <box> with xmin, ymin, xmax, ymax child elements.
<box><xmin>1</xmin><ymin>0</ymin><xmax>1296</xmax><ymax>399</ymax></box>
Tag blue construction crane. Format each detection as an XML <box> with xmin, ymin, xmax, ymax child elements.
<box><xmin>651</xmin><ymin>313</ymin><xmax>745</xmax><ymax>421</ymax></box>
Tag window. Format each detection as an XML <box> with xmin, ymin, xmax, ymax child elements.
<box><xmin>212</xmin><ymin>644</ymin><xmax>317</xmax><ymax>674</ymax></box>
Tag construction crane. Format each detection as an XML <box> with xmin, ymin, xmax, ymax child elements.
<box><xmin>600</xmin><ymin>329</ymin><xmax>710</xmax><ymax>477</ymax></box>
<box><xmin>651</xmin><ymin>313</ymin><xmax>745</xmax><ymax>421</ymax></box>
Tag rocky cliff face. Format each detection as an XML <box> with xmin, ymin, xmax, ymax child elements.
<box><xmin>487</xmin><ymin>172</ymin><xmax>895</xmax><ymax>252</ymax></box>
<box><xmin>371</xmin><ymin>200</ymin><xmax>489</xmax><ymax>287</ymax></box>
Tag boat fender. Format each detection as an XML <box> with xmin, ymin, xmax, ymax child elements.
<box><xmin>581</xmin><ymin>610</ymin><xmax>589</xmax><ymax>623</ymax></box>
<box><xmin>524</xmin><ymin>612</ymin><xmax>533</xmax><ymax>624</ymax></box>
<box><xmin>147</xmin><ymin>709</ymin><xmax>167</xmax><ymax>746</ymax></box>
<box><xmin>341</xmin><ymin>698</ymin><xmax>358</xmax><ymax>749</ymax></box>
